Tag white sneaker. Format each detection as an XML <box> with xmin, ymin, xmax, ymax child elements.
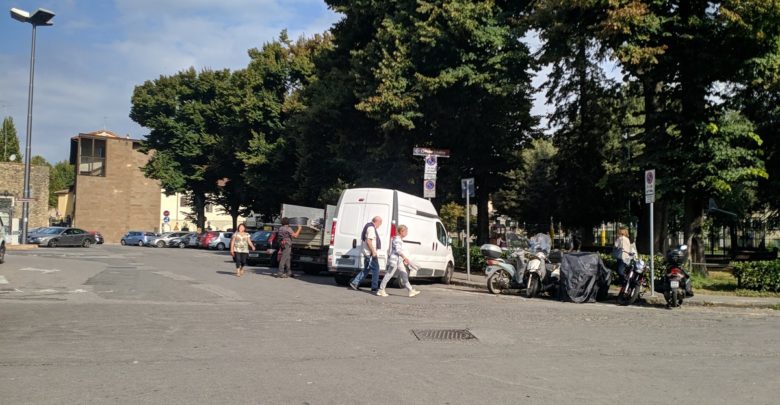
<box><xmin>408</xmin><ymin>289</ymin><xmax>421</xmax><ymax>297</ymax></box>
<box><xmin>376</xmin><ymin>289</ymin><xmax>388</xmax><ymax>297</ymax></box>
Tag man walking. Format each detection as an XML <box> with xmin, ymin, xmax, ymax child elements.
<box><xmin>276</xmin><ymin>217</ymin><xmax>302</xmax><ymax>278</ymax></box>
<box><xmin>349</xmin><ymin>216</ymin><xmax>382</xmax><ymax>291</ymax></box>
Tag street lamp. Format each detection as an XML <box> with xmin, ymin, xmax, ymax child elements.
<box><xmin>9</xmin><ymin>7</ymin><xmax>55</xmax><ymax>244</ymax></box>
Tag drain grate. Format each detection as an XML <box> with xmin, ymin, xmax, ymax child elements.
<box><xmin>411</xmin><ymin>329</ymin><xmax>477</xmax><ymax>342</ymax></box>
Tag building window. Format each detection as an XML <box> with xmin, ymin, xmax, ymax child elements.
<box><xmin>80</xmin><ymin>138</ymin><xmax>106</xmax><ymax>176</ymax></box>
<box><xmin>179</xmin><ymin>195</ymin><xmax>188</xmax><ymax>208</ymax></box>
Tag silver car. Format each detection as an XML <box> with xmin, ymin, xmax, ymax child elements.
<box><xmin>147</xmin><ymin>232</ymin><xmax>191</xmax><ymax>248</ymax></box>
<box><xmin>28</xmin><ymin>227</ymin><xmax>97</xmax><ymax>247</ymax></box>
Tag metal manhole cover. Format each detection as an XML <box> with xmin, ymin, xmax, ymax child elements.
<box><xmin>411</xmin><ymin>329</ymin><xmax>477</xmax><ymax>342</ymax></box>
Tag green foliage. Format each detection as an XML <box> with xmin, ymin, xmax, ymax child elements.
<box><xmin>30</xmin><ymin>155</ymin><xmax>49</xmax><ymax>166</ymax></box>
<box><xmin>452</xmin><ymin>245</ymin><xmax>487</xmax><ymax>272</ymax></box>
<box><xmin>48</xmin><ymin>161</ymin><xmax>75</xmax><ymax>208</ymax></box>
<box><xmin>732</xmin><ymin>260</ymin><xmax>780</xmax><ymax>292</ymax></box>
<box><xmin>0</xmin><ymin>117</ymin><xmax>20</xmax><ymax>162</ymax></box>
<box><xmin>493</xmin><ymin>138</ymin><xmax>557</xmax><ymax>222</ymax></box>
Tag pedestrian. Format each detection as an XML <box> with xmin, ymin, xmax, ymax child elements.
<box><xmin>276</xmin><ymin>218</ymin><xmax>302</xmax><ymax>278</ymax></box>
<box><xmin>376</xmin><ymin>225</ymin><xmax>420</xmax><ymax>297</ymax></box>
<box><xmin>230</xmin><ymin>223</ymin><xmax>255</xmax><ymax>277</ymax></box>
<box><xmin>614</xmin><ymin>227</ymin><xmax>632</xmax><ymax>282</ymax></box>
<box><xmin>349</xmin><ymin>216</ymin><xmax>382</xmax><ymax>292</ymax></box>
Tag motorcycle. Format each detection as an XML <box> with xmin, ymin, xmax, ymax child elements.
<box><xmin>522</xmin><ymin>233</ymin><xmax>561</xmax><ymax>299</ymax></box>
<box><xmin>661</xmin><ymin>245</ymin><xmax>692</xmax><ymax>308</ymax></box>
<box><xmin>482</xmin><ymin>243</ymin><xmax>528</xmax><ymax>295</ymax></box>
<box><xmin>617</xmin><ymin>253</ymin><xmax>647</xmax><ymax>305</ymax></box>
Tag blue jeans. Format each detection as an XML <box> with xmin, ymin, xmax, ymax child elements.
<box><xmin>351</xmin><ymin>256</ymin><xmax>380</xmax><ymax>290</ymax></box>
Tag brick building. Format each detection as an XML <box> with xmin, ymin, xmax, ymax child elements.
<box><xmin>0</xmin><ymin>162</ymin><xmax>50</xmax><ymax>240</ymax></box>
<box><xmin>69</xmin><ymin>130</ymin><xmax>160</xmax><ymax>243</ymax></box>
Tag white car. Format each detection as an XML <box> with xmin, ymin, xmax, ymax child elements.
<box><xmin>208</xmin><ymin>232</ymin><xmax>233</xmax><ymax>251</ymax></box>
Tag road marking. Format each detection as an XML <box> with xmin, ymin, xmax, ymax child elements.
<box><xmin>19</xmin><ymin>267</ymin><xmax>61</xmax><ymax>274</ymax></box>
<box><xmin>0</xmin><ymin>276</ymin><xmax>8</xmax><ymax>284</ymax></box>
<box><xmin>153</xmin><ymin>271</ymin><xmax>194</xmax><ymax>282</ymax></box>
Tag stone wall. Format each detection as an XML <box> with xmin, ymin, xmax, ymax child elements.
<box><xmin>0</xmin><ymin>162</ymin><xmax>50</xmax><ymax>229</ymax></box>
<box><xmin>73</xmin><ymin>137</ymin><xmax>161</xmax><ymax>243</ymax></box>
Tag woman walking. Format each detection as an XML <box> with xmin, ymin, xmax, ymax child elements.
<box><xmin>376</xmin><ymin>225</ymin><xmax>420</xmax><ymax>297</ymax></box>
<box><xmin>230</xmin><ymin>223</ymin><xmax>255</xmax><ymax>277</ymax></box>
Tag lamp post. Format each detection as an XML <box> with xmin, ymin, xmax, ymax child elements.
<box><xmin>9</xmin><ymin>7</ymin><xmax>55</xmax><ymax>244</ymax></box>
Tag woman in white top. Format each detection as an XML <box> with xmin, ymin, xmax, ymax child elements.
<box><xmin>614</xmin><ymin>227</ymin><xmax>632</xmax><ymax>282</ymax></box>
<box><xmin>376</xmin><ymin>225</ymin><xmax>420</xmax><ymax>297</ymax></box>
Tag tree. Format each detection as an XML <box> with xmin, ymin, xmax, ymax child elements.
<box><xmin>131</xmin><ymin>68</ymin><xmax>228</xmax><ymax>230</ymax></box>
<box><xmin>599</xmin><ymin>0</ymin><xmax>780</xmax><ymax>273</ymax></box>
<box><xmin>48</xmin><ymin>161</ymin><xmax>75</xmax><ymax>208</ymax></box>
<box><xmin>532</xmin><ymin>0</ymin><xmax>630</xmax><ymax>241</ymax></box>
<box><xmin>31</xmin><ymin>155</ymin><xmax>49</xmax><ymax>166</ymax></box>
<box><xmin>493</xmin><ymin>138</ymin><xmax>558</xmax><ymax>230</ymax></box>
<box><xmin>0</xmin><ymin>117</ymin><xmax>20</xmax><ymax>162</ymax></box>
<box><xmin>310</xmin><ymin>0</ymin><xmax>538</xmax><ymax>243</ymax></box>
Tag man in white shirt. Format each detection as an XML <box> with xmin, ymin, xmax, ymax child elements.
<box><xmin>349</xmin><ymin>216</ymin><xmax>382</xmax><ymax>291</ymax></box>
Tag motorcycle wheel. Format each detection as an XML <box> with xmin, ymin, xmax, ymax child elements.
<box><xmin>526</xmin><ymin>274</ymin><xmax>539</xmax><ymax>299</ymax></box>
<box><xmin>627</xmin><ymin>284</ymin><xmax>641</xmax><ymax>305</ymax></box>
<box><xmin>670</xmin><ymin>287</ymin><xmax>679</xmax><ymax>307</ymax></box>
<box><xmin>487</xmin><ymin>270</ymin><xmax>510</xmax><ymax>295</ymax></box>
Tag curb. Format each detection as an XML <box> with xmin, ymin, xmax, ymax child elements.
<box><xmin>450</xmin><ymin>275</ymin><xmax>778</xmax><ymax>310</ymax></box>
<box><xmin>6</xmin><ymin>245</ymin><xmax>38</xmax><ymax>251</ymax></box>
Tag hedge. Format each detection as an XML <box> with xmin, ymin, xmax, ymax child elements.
<box><xmin>731</xmin><ymin>260</ymin><xmax>780</xmax><ymax>292</ymax></box>
<box><xmin>452</xmin><ymin>245</ymin><xmax>488</xmax><ymax>273</ymax></box>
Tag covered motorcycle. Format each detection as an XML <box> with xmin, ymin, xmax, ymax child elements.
<box><xmin>558</xmin><ymin>252</ymin><xmax>611</xmax><ymax>303</ymax></box>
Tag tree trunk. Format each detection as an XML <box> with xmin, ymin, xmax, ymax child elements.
<box><xmin>684</xmin><ymin>196</ymin><xmax>708</xmax><ymax>276</ymax></box>
<box><xmin>476</xmin><ymin>182</ymin><xmax>490</xmax><ymax>245</ymax></box>
<box><xmin>192</xmin><ymin>192</ymin><xmax>207</xmax><ymax>232</ymax></box>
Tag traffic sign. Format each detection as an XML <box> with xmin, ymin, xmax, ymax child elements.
<box><xmin>163</xmin><ymin>210</ymin><xmax>170</xmax><ymax>217</ymax></box>
<box><xmin>461</xmin><ymin>178</ymin><xmax>475</xmax><ymax>198</ymax></box>
<box><xmin>413</xmin><ymin>147</ymin><xmax>450</xmax><ymax>157</ymax></box>
<box><xmin>424</xmin><ymin>155</ymin><xmax>437</xmax><ymax>175</ymax></box>
<box><xmin>423</xmin><ymin>179</ymin><xmax>436</xmax><ymax>198</ymax></box>
<box><xmin>163</xmin><ymin>216</ymin><xmax>170</xmax><ymax>223</ymax></box>
<box><xmin>645</xmin><ymin>169</ymin><xmax>655</xmax><ymax>195</ymax></box>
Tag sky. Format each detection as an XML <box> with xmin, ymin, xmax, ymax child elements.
<box><xmin>1</xmin><ymin>1</ymin><xmax>554</xmax><ymax>164</ymax></box>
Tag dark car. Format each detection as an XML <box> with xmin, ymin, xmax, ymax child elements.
<box><xmin>28</xmin><ymin>227</ymin><xmax>97</xmax><ymax>247</ymax></box>
<box><xmin>167</xmin><ymin>232</ymin><xmax>197</xmax><ymax>248</ymax></box>
<box><xmin>247</xmin><ymin>230</ymin><xmax>279</xmax><ymax>267</ymax></box>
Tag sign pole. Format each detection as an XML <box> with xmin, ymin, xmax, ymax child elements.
<box><xmin>645</xmin><ymin>169</ymin><xmax>656</xmax><ymax>296</ymax></box>
<box><xmin>466</xmin><ymin>191</ymin><xmax>471</xmax><ymax>281</ymax></box>
<box><xmin>650</xmin><ymin>201</ymin><xmax>655</xmax><ymax>296</ymax></box>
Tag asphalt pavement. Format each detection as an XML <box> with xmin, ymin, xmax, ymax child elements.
<box><xmin>1</xmin><ymin>245</ymin><xmax>778</xmax><ymax>404</ymax></box>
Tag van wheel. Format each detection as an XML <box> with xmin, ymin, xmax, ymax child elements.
<box><xmin>334</xmin><ymin>274</ymin><xmax>351</xmax><ymax>286</ymax></box>
<box><xmin>440</xmin><ymin>263</ymin><xmax>454</xmax><ymax>285</ymax></box>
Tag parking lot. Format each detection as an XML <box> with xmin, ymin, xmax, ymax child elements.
<box><xmin>1</xmin><ymin>244</ymin><xmax>779</xmax><ymax>404</ymax></box>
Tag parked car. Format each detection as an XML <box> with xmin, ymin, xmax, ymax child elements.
<box><xmin>28</xmin><ymin>227</ymin><xmax>97</xmax><ymax>247</ymax></box>
<box><xmin>247</xmin><ymin>230</ymin><xmax>279</xmax><ymax>267</ymax></box>
<box><xmin>146</xmin><ymin>232</ymin><xmax>191</xmax><ymax>248</ymax></box>
<box><xmin>166</xmin><ymin>232</ymin><xmax>197</xmax><ymax>248</ymax></box>
<box><xmin>121</xmin><ymin>231</ymin><xmax>158</xmax><ymax>246</ymax></box>
<box><xmin>198</xmin><ymin>231</ymin><xmax>219</xmax><ymax>249</ymax></box>
<box><xmin>208</xmin><ymin>232</ymin><xmax>233</xmax><ymax>251</ymax></box>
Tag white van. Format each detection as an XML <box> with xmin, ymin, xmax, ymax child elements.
<box><xmin>328</xmin><ymin>188</ymin><xmax>455</xmax><ymax>285</ymax></box>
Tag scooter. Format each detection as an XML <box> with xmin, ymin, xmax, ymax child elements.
<box><xmin>522</xmin><ymin>233</ymin><xmax>561</xmax><ymax>299</ymax></box>
<box><xmin>662</xmin><ymin>245</ymin><xmax>692</xmax><ymax>308</ymax></box>
<box><xmin>617</xmin><ymin>253</ymin><xmax>647</xmax><ymax>305</ymax></box>
<box><xmin>482</xmin><ymin>244</ymin><xmax>528</xmax><ymax>295</ymax></box>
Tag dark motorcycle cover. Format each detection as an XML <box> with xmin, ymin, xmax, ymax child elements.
<box><xmin>559</xmin><ymin>252</ymin><xmax>612</xmax><ymax>303</ymax></box>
